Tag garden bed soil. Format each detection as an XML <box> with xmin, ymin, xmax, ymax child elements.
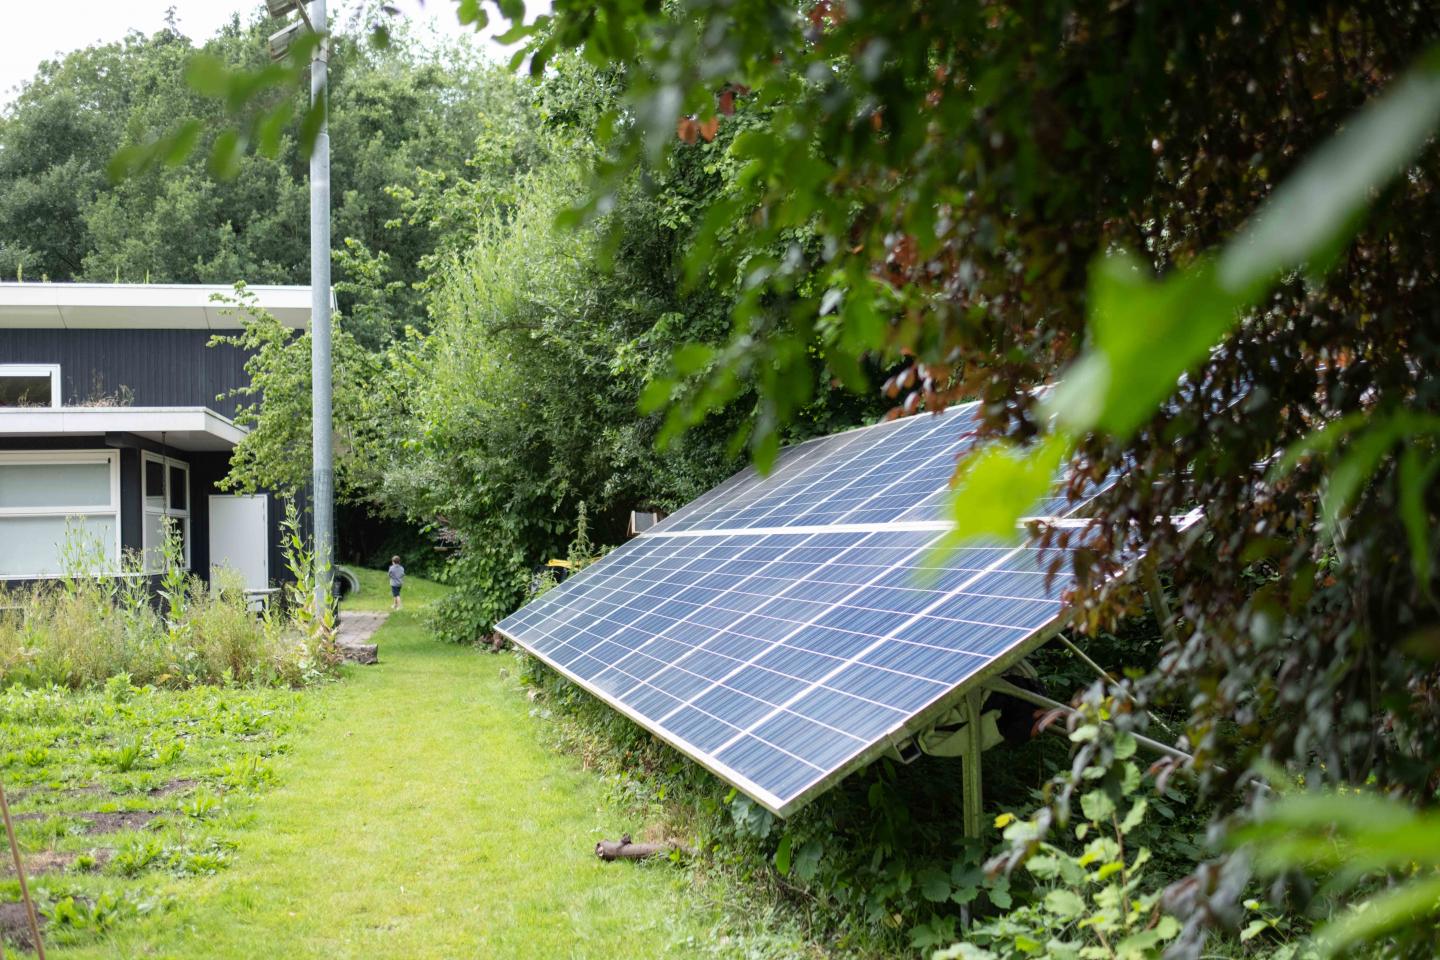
<box><xmin>149</xmin><ymin>777</ymin><xmax>199</xmax><ymax>797</ymax></box>
<box><xmin>0</xmin><ymin>848</ymin><xmax>111</xmax><ymax>877</ymax></box>
<box><xmin>0</xmin><ymin>900</ymin><xmax>44</xmax><ymax>950</ymax></box>
<box><xmin>12</xmin><ymin>809</ymin><xmax>158</xmax><ymax>834</ymax></box>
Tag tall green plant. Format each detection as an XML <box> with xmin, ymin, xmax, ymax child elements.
<box><xmin>157</xmin><ymin>516</ymin><xmax>191</xmax><ymax>643</ymax></box>
<box><xmin>279</xmin><ymin>498</ymin><xmax>336</xmax><ymax>647</ymax></box>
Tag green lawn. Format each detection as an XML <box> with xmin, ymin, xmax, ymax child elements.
<box><xmin>14</xmin><ymin>572</ymin><xmax>726</xmax><ymax>959</ymax></box>
<box><xmin>338</xmin><ymin>563</ymin><xmax>449</xmax><ymax>613</ymax></box>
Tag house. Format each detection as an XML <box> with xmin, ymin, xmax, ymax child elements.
<box><xmin>0</xmin><ymin>283</ymin><xmax>324</xmax><ymax>589</ymax></box>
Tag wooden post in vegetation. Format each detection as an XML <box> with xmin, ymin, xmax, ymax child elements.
<box><xmin>1143</xmin><ymin>558</ymin><xmax>1178</xmax><ymax>647</ymax></box>
<box><xmin>0</xmin><ymin>779</ymin><xmax>45</xmax><ymax>959</ymax></box>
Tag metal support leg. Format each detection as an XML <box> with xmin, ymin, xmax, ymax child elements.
<box><xmin>1143</xmin><ymin>557</ymin><xmax>1178</xmax><ymax>645</ymax></box>
<box><xmin>982</xmin><ymin>677</ymin><xmax>1194</xmax><ymax>763</ymax></box>
<box><xmin>961</xmin><ymin>688</ymin><xmax>984</xmax><ymax>839</ymax></box>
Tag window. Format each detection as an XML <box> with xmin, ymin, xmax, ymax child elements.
<box><xmin>0</xmin><ymin>364</ymin><xmax>61</xmax><ymax>409</ymax></box>
<box><xmin>0</xmin><ymin>451</ymin><xmax>120</xmax><ymax>578</ymax></box>
<box><xmin>143</xmin><ymin>453</ymin><xmax>190</xmax><ymax>572</ymax></box>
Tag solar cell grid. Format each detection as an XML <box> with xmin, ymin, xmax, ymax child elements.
<box><xmin>496</xmin><ymin>404</ymin><xmax>1089</xmax><ymax>815</ymax></box>
<box><xmin>662</xmin><ymin>405</ymin><xmax>983</xmax><ymax>533</ymax></box>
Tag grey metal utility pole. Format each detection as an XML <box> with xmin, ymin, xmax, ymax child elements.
<box><xmin>308</xmin><ymin>0</ymin><xmax>334</xmax><ymax>617</ymax></box>
<box><xmin>264</xmin><ymin>0</ymin><xmax>332</xmax><ymax>617</ymax></box>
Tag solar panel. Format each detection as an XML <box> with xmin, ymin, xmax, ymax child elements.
<box><xmin>496</xmin><ymin>403</ymin><xmax>1090</xmax><ymax>816</ymax></box>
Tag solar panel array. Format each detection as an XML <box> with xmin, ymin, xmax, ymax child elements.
<box><xmin>496</xmin><ymin>404</ymin><xmax>1086</xmax><ymax>816</ymax></box>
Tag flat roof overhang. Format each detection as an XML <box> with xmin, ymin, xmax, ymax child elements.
<box><xmin>0</xmin><ymin>283</ymin><xmax>334</xmax><ymax>331</ymax></box>
<box><xmin>0</xmin><ymin>407</ymin><xmax>247</xmax><ymax>451</ymax></box>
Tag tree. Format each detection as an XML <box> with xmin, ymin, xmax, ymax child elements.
<box><xmin>0</xmin><ymin>13</ymin><xmax>506</xmax><ymax>344</ymax></box>
<box><xmin>381</xmin><ymin>53</ymin><xmax>890</xmax><ymax>641</ymax></box>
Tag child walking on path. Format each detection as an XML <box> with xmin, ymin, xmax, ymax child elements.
<box><xmin>388</xmin><ymin>556</ymin><xmax>405</xmax><ymax>611</ymax></box>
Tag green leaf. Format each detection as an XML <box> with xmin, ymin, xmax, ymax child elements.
<box><xmin>1112</xmin><ymin>731</ymin><xmax>1137</xmax><ymax>760</ymax></box>
<box><xmin>1321</xmin><ymin>419</ymin><xmax>1407</xmax><ymax>531</ymax></box>
<box><xmin>207</xmin><ymin>129</ymin><xmax>245</xmax><ymax>180</ymax></box>
<box><xmin>255</xmin><ymin>103</ymin><xmax>295</xmax><ymax>159</ymax></box>
<box><xmin>773</xmin><ymin>833</ymin><xmax>793</xmax><ymax>876</ymax></box>
<box><xmin>670</xmin><ymin>343</ymin><xmax>714</xmax><ymax>377</ymax></box>
<box><xmin>1013</xmin><ymin>934</ymin><xmax>1044</xmax><ymax>954</ymax></box>
<box><xmin>1045</xmin><ymin>51</ymin><xmax>1440</xmax><ymax>445</ymax></box>
<box><xmin>1269</xmin><ymin>411</ymin><xmax>1370</xmax><ymax>479</ymax></box>
<box><xmin>1080</xmin><ymin>791</ymin><xmax>1116</xmax><ymax>822</ymax></box>
<box><xmin>184</xmin><ymin>53</ymin><xmax>231</xmax><ymax>97</ymax></box>
<box><xmin>1119</xmin><ymin>798</ymin><xmax>1148</xmax><ymax>835</ymax></box>
<box><xmin>941</xmin><ymin>433</ymin><xmax>1071</xmax><ymax>546</ymax></box>
<box><xmin>1044</xmin><ymin>888</ymin><xmax>1087</xmax><ymax>918</ymax></box>
<box><xmin>794</xmin><ymin>840</ymin><xmax>823</xmax><ymax>882</ymax></box>
<box><xmin>1317</xmin><ymin>875</ymin><xmax>1440</xmax><ymax>957</ymax></box>
<box><xmin>298</xmin><ymin>93</ymin><xmax>327</xmax><ymax>158</ymax></box>
<box><xmin>919</xmin><ymin>866</ymin><xmax>952</xmax><ymax>902</ymax></box>
<box><xmin>162</xmin><ymin>121</ymin><xmax>203</xmax><ymax>167</ymax></box>
<box><xmin>1398</xmin><ymin>445</ymin><xmax>1440</xmax><ymax>585</ymax></box>
<box><xmin>1026</xmin><ymin>854</ymin><xmax>1061</xmax><ymax>880</ymax></box>
<box><xmin>1240</xmin><ymin>919</ymin><xmax>1272</xmax><ymax>942</ymax></box>
<box><xmin>1114</xmin><ymin>919</ymin><xmax>1180</xmax><ymax>956</ymax></box>
<box><xmin>1048</xmin><ymin>253</ymin><xmax>1242</xmax><ymax>440</ymax></box>
<box><xmin>753</xmin><ymin>427</ymin><xmax>780</xmax><ymax>475</ymax></box>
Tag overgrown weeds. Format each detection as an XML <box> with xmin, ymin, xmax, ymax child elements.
<box><xmin>0</xmin><ymin>510</ymin><xmax>336</xmax><ymax>690</ymax></box>
<box><xmin>0</xmin><ymin>678</ymin><xmax>307</xmax><ymax>954</ymax></box>
<box><xmin>510</xmin><ymin>644</ymin><xmax>1283</xmax><ymax>959</ymax></box>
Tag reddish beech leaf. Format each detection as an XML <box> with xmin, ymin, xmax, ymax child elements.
<box><xmin>699</xmin><ymin>116</ymin><xmax>720</xmax><ymax>141</ymax></box>
<box><xmin>890</xmin><ymin>235</ymin><xmax>918</xmax><ymax>270</ymax></box>
<box><xmin>718</xmin><ymin>89</ymin><xmax>735</xmax><ymax>116</ymax></box>
<box><xmin>676</xmin><ymin>116</ymin><xmax>699</xmax><ymax>144</ymax></box>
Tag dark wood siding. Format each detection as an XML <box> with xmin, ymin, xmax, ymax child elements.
<box><xmin>0</xmin><ymin>329</ymin><xmax>253</xmax><ymax>418</ymax></box>
<box><xmin>1</xmin><ymin>436</ymin><xmax>298</xmax><ymax>589</ymax></box>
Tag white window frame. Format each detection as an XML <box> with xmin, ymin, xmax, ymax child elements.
<box><xmin>0</xmin><ymin>449</ymin><xmax>122</xmax><ymax>579</ymax></box>
<box><xmin>0</xmin><ymin>364</ymin><xmax>62</xmax><ymax>409</ymax></box>
<box><xmin>142</xmin><ymin>452</ymin><xmax>191</xmax><ymax>572</ymax></box>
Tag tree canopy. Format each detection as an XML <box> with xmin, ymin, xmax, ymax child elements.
<box><xmin>0</xmin><ymin>12</ymin><xmax>507</xmax><ymax>344</ymax></box>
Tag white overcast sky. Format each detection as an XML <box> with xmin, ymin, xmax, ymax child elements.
<box><xmin>0</xmin><ymin>1</ymin><xmax>545</xmax><ymax>106</ymax></box>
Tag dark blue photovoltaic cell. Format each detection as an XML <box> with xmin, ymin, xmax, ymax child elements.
<box><xmin>496</xmin><ymin>405</ymin><xmax>1098</xmax><ymax>815</ymax></box>
<box><xmin>654</xmin><ymin>405</ymin><xmax>986</xmax><ymax>531</ymax></box>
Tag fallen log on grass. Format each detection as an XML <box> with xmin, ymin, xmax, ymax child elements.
<box><xmin>595</xmin><ymin>834</ymin><xmax>694</xmax><ymax>861</ymax></box>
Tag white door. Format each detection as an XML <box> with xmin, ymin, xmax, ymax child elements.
<box><xmin>209</xmin><ymin>495</ymin><xmax>269</xmax><ymax>590</ymax></box>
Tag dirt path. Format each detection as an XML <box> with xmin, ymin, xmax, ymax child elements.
<box><xmin>55</xmin><ymin>604</ymin><xmax>718</xmax><ymax>959</ymax></box>
<box><xmin>335</xmin><ymin>609</ymin><xmax>389</xmax><ymax>645</ymax></box>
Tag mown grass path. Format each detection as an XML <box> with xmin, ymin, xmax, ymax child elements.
<box><xmin>60</xmin><ymin>577</ymin><xmax>715</xmax><ymax>959</ymax></box>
